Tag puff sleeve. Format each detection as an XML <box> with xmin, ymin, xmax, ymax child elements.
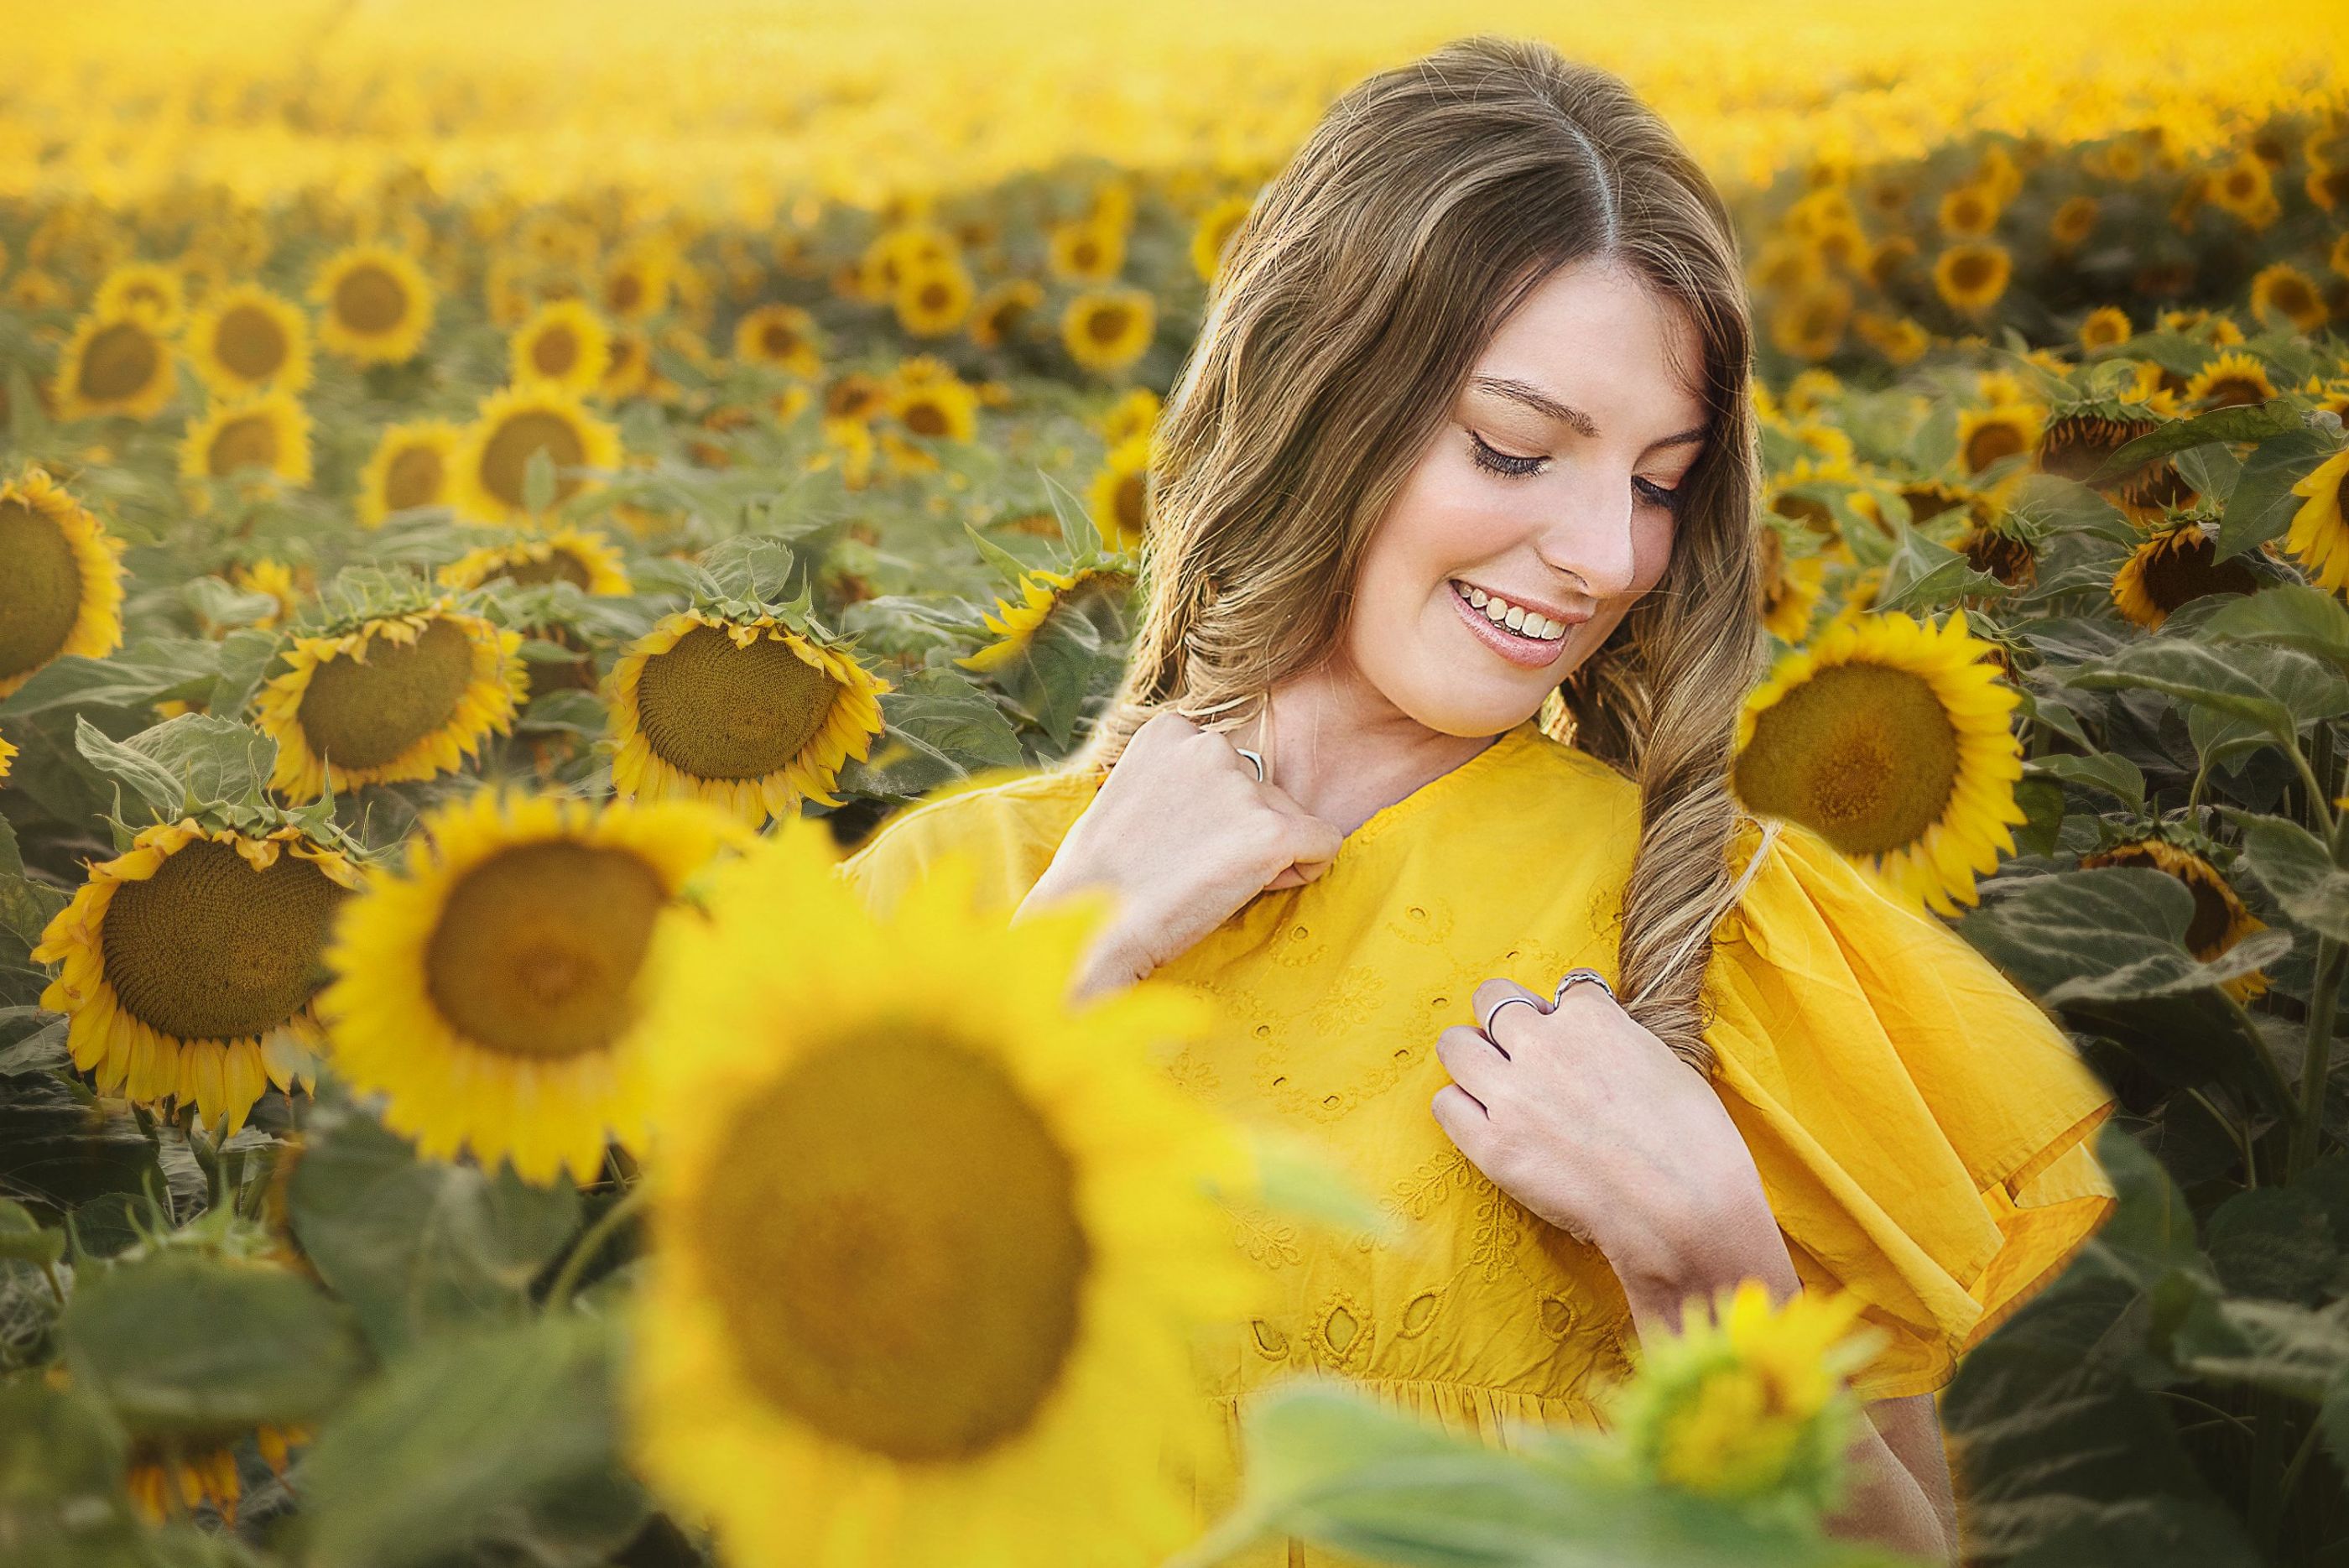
<box><xmin>832</xmin><ymin>768</ymin><xmax>1095</xmax><ymax>923</ymax></box>
<box><xmin>1705</xmin><ymin>819</ymin><xmax>2118</xmax><ymax>1401</ymax></box>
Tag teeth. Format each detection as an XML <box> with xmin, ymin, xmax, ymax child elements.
<box><xmin>1455</xmin><ymin>581</ymin><xmax>1565</xmax><ymax>642</ymax></box>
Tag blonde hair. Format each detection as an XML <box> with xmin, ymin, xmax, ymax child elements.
<box><xmin>1064</xmin><ymin>35</ymin><xmax>1769</xmax><ymax>1072</ymax></box>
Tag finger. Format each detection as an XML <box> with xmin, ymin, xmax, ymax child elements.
<box><xmin>1435</xmin><ymin>1024</ymin><xmax>1511</xmax><ymax>1098</ymax></box>
<box><xmin>1430</xmin><ymin>1081</ymin><xmax>1487</xmax><ymax>1142</ymax></box>
<box><xmin>1471</xmin><ymin>977</ymin><xmax>1550</xmax><ymax>1053</ymax></box>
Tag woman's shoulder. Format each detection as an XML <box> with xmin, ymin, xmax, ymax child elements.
<box><xmin>834</xmin><ymin>763</ymin><xmax>1102</xmax><ymax>919</ymax></box>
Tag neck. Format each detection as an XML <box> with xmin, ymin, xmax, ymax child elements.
<box><xmin>1247</xmin><ymin>663</ymin><xmax>1513</xmax><ymax>837</ymax></box>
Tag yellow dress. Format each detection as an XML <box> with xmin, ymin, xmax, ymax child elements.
<box><xmin>835</xmin><ymin>713</ymin><xmax>2117</xmax><ymax>1563</ymax></box>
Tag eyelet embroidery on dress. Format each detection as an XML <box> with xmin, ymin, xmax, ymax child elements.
<box><xmin>1310</xmin><ymin>1290</ymin><xmax>1372</xmax><ymax>1371</ymax></box>
<box><xmin>1387</xmin><ymin>899</ymin><xmax>1457</xmax><ymax>946</ymax></box>
<box><xmin>1249</xmin><ymin>1319</ymin><xmax>1291</xmax><ymax>1360</ymax></box>
<box><xmin>1395</xmin><ymin>1287</ymin><xmax>1445</xmax><ymax>1339</ymax></box>
<box><xmin>1537</xmin><ymin>1294</ymin><xmax>1580</xmax><ymax>1341</ymax></box>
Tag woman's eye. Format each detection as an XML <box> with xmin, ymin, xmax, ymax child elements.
<box><xmin>1467</xmin><ymin>431</ymin><xmax>1546</xmax><ymax>478</ymax></box>
<box><xmin>1634</xmin><ymin>477</ymin><xmax>1690</xmax><ymax>514</ymax></box>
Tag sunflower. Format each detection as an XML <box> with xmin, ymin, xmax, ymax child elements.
<box><xmin>185</xmin><ymin>284</ymin><xmax>312</xmax><ymax>399</ymax></box>
<box><xmin>2110</xmin><ymin>520</ymin><xmax>2259</xmax><ymax>629</ymax></box>
<box><xmin>32</xmin><ymin>821</ymin><xmax>361</xmax><ymax>1133</ymax></box>
<box><xmin>2036</xmin><ymin>395</ymin><xmax>2196</xmax><ymax>522</ymax></box>
<box><xmin>2050</xmin><ymin>195</ymin><xmax>2099</xmax><ymax>250</ymax></box>
<box><xmin>601</xmin><ymin>247</ymin><xmax>672</xmax><ymax>323</ymax></box>
<box><xmin>311</xmin><ymin>244</ymin><xmax>435</xmax><ymax>364</ymax></box>
<box><xmin>2184</xmin><ymin>350</ymin><xmax>2279</xmax><ymax>410</ymax></box>
<box><xmin>607</xmin><ymin>610</ymin><xmax>892</xmax><ymax>827</ymax></box>
<box><xmin>508</xmin><ymin>300</ymin><xmax>612</xmax><ymax>396</ymax></box>
<box><xmin>53</xmin><ymin>310</ymin><xmax>175</xmax><ymax>421</ymax></box>
<box><xmin>1732</xmin><ymin>608</ymin><xmax>2028</xmax><ymax>916</ymax></box>
<box><xmin>92</xmin><ymin>262</ymin><xmax>187</xmax><ymax>331</ymax></box>
<box><xmin>627</xmin><ymin>812</ymin><xmax>1258</xmax><ymax>1568</ymax></box>
<box><xmin>1852</xmin><ymin>310</ymin><xmax>1930</xmax><ymax>366</ymax></box>
<box><xmin>229</xmin><ymin>559</ymin><xmax>304</xmax><ymax>631</ymax></box>
<box><xmin>437</xmin><ymin>528</ymin><xmax>632</xmax><ymax>596</ymax></box>
<box><xmin>1086</xmin><ymin>434</ymin><xmax>1154</xmax><ymax>550</ymax></box>
<box><xmin>2248</xmin><ymin>263</ymin><xmax>2329</xmax><ymax>335</ymax></box>
<box><xmin>0</xmin><ymin>466</ymin><xmax>126</xmax><ymax>699</ymax></box>
<box><xmin>823</xmin><ymin>372</ymin><xmax>891</xmax><ymax>424</ymax></box>
<box><xmin>126</xmin><ymin>1423</ymin><xmax>310</xmax><ymax>1528</ymax></box>
<box><xmin>178</xmin><ymin>391</ymin><xmax>314</xmax><ymax>499</ymax></box>
<box><xmin>357</xmin><ymin>419</ymin><xmax>461</xmax><ymax>526</ymax></box>
<box><xmin>2285</xmin><ymin>446</ymin><xmax>2349</xmax><ymax>594</ymax></box>
<box><xmin>733</xmin><ymin>304</ymin><xmax>823</xmax><ymax>378</ymax></box>
<box><xmin>2077</xmin><ymin>306</ymin><xmax>2133</xmax><ymax>352</ymax></box>
<box><xmin>1956</xmin><ymin>515</ymin><xmax>2039</xmax><ymax>590</ymax></box>
<box><xmin>890</xmin><ymin>373</ymin><xmax>980</xmax><ymax>444</ymax></box>
<box><xmin>956</xmin><ymin>567</ymin><xmax>1135</xmax><ymax>675</ymax></box>
<box><xmin>811</xmin><ymin>417</ymin><xmax>878</xmax><ymax>489</ymax></box>
<box><xmin>1768</xmin><ymin>281</ymin><xmax>1853</xmax><ymax>362</ymax></box>
<box><xmin>1190</xmin><ymin>194</ymin><xmax>1254</xmax><ymax>284</ymax></box>
<box><xmin>894</xmin><ymin>260</ymin><xmax>976</xmax><ymax>337</ymax></box>
<box><xmin>1755</xmin><ymin>525</ymin><xmax>1826</xmax><ymax>643</ymax></box>
<box><xmin>1956</xmin><ymin>400</ymin><xmax>2043</xmax><ymax>477</ymax></box>
<box><xmin>253</xmin><ymin>604</ymin><xmax>528</xmax><ymax>801</ymax></box>
<box><xmin>599</xmin><ymin>330</ymin><xmax>659</xmax><ymax>400</ymax></box>
<box><xmin>2079</xmin><ymin>836</ymin><xmax>2269</xmax><ymax>1002</ymax></box>
<box><xmin>1931</xmin><ymin>242</ymin><xmax>2013</xmax><ymax>316</ymax></box>
<box><xmin>316</xmin><ymin>789</ymin><xmax>736</xmax><ymax>1185</ymax></box>
<box><xmin>1061</xmin><ymin>288</ymin><xmax>1154</xmax><ymax>374</ymax></box>
<box><xmin>1098</xmin><ymin>386</ymin><xmax>1161</xmax><ymax>445</ymax></box>
<box><xmin>450</xmin><ymin>384</ymin><xmax>623</xmax><ymax>527</ymax></box>
<box><xmin>967</xmin><ymin>279</ymin><xmax>1043</xmax><ymax>349</ymax></box>
<box><xmin>1046</xmin><ymin>217</ymin><xmax>1126</xmax><ymax>284</ymax></box>
<box><xmin>1936</xmin><ymin>183</ymin><xmax>2000</xmax><ymax>239</ymax></box>
<box><xmin>2209</xmin><ymin>151</ymin><xmax>2278</xmax><ymax>226</ymax></box>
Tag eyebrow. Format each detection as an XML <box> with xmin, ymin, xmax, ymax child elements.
<box><xmin>1470</xmin><ymin>375</ymin><xmax>1707</xmax><ymax>451</ymax></box>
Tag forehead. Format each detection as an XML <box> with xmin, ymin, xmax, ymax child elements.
<box><xmin>1470</xmin><ymin>259</ymin><xmax>1711</xmax><ymax>438</ymax></box>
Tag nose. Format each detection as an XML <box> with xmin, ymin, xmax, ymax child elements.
<box><xmin>1535</xmin><ymin>471</ymin><xmax>1644</xmax><ymax>601</ymax></box>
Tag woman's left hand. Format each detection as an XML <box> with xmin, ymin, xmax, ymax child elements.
<box><xmin>1430</xmin><ymin>975</ymin><xmax>1800</xmax><ymax>1330</ymax></box>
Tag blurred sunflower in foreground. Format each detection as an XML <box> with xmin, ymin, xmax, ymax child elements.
<box><xmin>0</xmin><ymin>465</ymin><xmax>126</xmax><ymax>698</ymax></box>
<box><xmin>628</xmin><ymin>815</ymin><xmax>1263</xmax><ymax>1568</ymax></box>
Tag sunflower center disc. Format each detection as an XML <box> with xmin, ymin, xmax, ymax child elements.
<box><xmin>384</xmin><ymin>445</ymin><xmax>445</xmax><ymax>510</ymax></box>
<box><xmin>530</xmin><ymin>329</ymin><xmax>580</xmax><ymax>378</ymax></box>
<box><xmin>481</xmin><ymin>411</ymin><xmax>589</xmax><ymax>509</ymax></box>
<box><xmin>1734</xmin><ymin>663</ymin><xmax>1961</xmax><ymax>857</ymax></box>
<box><xmin>102</xmin><ymin>840</ymin><xmax>346</xmax><ymax>1041</ymax></box>
<box><xmin>295</xmin><ymin>617</ymin><xmax>478</xmax><ymax>773</ymax></box>
<box><xmin>2141</xmin><ymin>531</ymin><xmax>2256</xmax><ymax>615</ymax></box>
<box><xmin>1086</xmin><ymin>306</ymin><xmax>1128</xmax><ymax>345</ymax></box>
<box><xmin>904</xmin><ymin>400</ymin><xmax>948</xmax><ymax>437</ymax></box>
<box><xmin>424</xmin><ymin>841</ymin><xmax>666</xmax><ymax>1059</ymax></box>
<box><xmin>216</xmin><ymin>305</ymin><xmax>289</xmax><ymax>382</ymax></box>
<box><xmin>759</xmin><ymin>324</ymin><xmax>796</xmax><ymax>357</ymax></box>
<box><xmin>1114</xmin><ymin>471</ymin><xmax>1147</xmax><ymax>534</ymax></box>
<box><xmin>693</xmin><ymin>1034</ymin><xmax>1088</xmax><ymax>1462</ymax></box>
<box><xmin>492</xmin><ymin>551</ymin><xmax>593</xmax><ymax>590</ymax></box>
<box><xmin>634</xmin><ymin>625</ymin><xmax>841</xmax><ymax>782</ymax></box>
<box><xmin>0</xmin><ymin>496</ymin><xmax>86</xmax><ymax>680</ymax></box>
<box><xmin>81</xmin><ymin>321</ymin><xmax>161</xmax><ymax>402</ymax></box>
<box><xmin>209</xmin><ymin>414</ymin><xmax>280</xmax><ymax>476</ymax></box>
<box><xmin>333</xmin><ymin>266</ymin><xmax>408</xmax><ymax>333</ymax></box>
<box><xmin>1964</xmin><ymin>421</ymin><xmax>2027</xmax><ymax>472</ymax></box>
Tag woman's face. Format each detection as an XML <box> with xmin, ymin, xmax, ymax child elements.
<box><xmin>1345</xmin><ymin>258</ymin><xmax>1711</xmax><ymax>738</ymax></box>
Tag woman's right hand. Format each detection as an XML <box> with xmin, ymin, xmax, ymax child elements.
<box><xmin>1013</xmin><ymin>710</ymin><xmax>1345</xmax><ymax>1001</ymax></box>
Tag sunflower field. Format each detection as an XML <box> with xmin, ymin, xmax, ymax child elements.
<box><xmin>4</xmin><ymin>2</ymin><xmax>2349</xmax><ymax>1565</ymax></box>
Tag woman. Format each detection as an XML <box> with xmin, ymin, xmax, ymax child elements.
<box><xmin>839</xmin><ymin>34</ymin><xmax>2114</xmax><ymax>1564</ymax></box>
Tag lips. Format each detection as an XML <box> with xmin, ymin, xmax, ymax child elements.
<box><xmin>1447</xmin><ymin>579</ymin><xmax>1574</xmax><ymax>670</ymax></box>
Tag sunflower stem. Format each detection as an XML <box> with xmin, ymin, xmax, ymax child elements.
<box><xmin>544</xmin><ymin>1180</ymin><xmax>652</xmax><ymax>1314</ymax></box>
<box><xmin>2217</xmin><ymin>989</ymin><xmax>2297</xmax><ymax>1125</ymax></box>
<box><xmin>2285</xmin><ymin>732</ymin><xmax>2336</xmax><ymax>843</ymax></box>
<box><xmin>2293</xmin><ymin>937</ymin><xmax>2347</xmax><ymax>1183</ymax></box>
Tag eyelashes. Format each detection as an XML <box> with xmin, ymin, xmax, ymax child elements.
<box><xmin>1466</xmin><ymin>430</ymin><xmax>1690</xmax><ymax>515</ymax></box>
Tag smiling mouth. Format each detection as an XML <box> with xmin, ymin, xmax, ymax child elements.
<box><xmin>1448</xmin><ymin>579</ymin><xmax>1574</xmax><ymax>643</ymax></box>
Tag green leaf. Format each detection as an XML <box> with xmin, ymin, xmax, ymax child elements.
<box><xmin>2064</xmin><ymin>638</ymin><xmax>2349</xmax><ymax>741</ymax></box>
<box><xmin>299</xmin><ymin>1316</ymin><xmax>647</xmax><ymax>1568</ymax></box>
<box><xmin>72</xmin><ymin>716</ymin><xmax>190</xmax><ymax>821</ymax></box>
<box><xmin>697</xmin><ymin>534</ymin><xmax>798</xmax><ymax>603</ymax></box>
<box><xmin>2204</xmin><ymin>1186</ymin><xmax>2337</xmax><ymax>1304</ymax></box>
<box><xmin>0</xmin><ymin>1378</ymin><xmax>143</xmax><ymax>1566</ymax></box>
<box><xmin>0</xmin><ymin>640</ymin><xmax>223</xmax><ymax>719</ymax></box>
<box><xmin>61</xmin><ymin>1253</ymin><xmax>367</xmax><ymax>1436</ymax></box>
<box><xmin>1869</xmin><ymin>526</ymin><xmax>2006</xmax><ymax>614</ymax></box>
<box><xmin>0</xmin><ymin>1196</ymin><xmax>65</xmax><ymax>1266</ymax></box>
<box><xmin>0</xmin><ymin>1075</ymin><xmax>166</xmax><ymax>1214</ymax></box>
<box><xmin>118</xmin><ymin>714</ymin><xmax>276</xmax><ymax>810</ymax></box>
<box><xmin>2195</xmin><ymin>582</ymin><xmax>2349</xmax><ymax>664</ymax></box>
<box><xmin>2026</xmin><ymin>753</ymin><xmax>2145</xmax><ymax>813</ymax></box>
<box><xmin>831</xmin><ymin>668</ymin><xmax>1026</xmax><ymax>799</ymax></box>
<box><xmin>1959</xmin><ymin>866</ymin><xmax>2289</xmax><ymax>1004</ymax></box>
<box><xmin>287</xmin><ymin>1095</ymin><xmax>581</xmax><ymax>1356</ymax></box>
<box><xmin>181</xmin><ymin>576</ymin><xmax>281</xmax><ymax>631</ymax></box>
<box><xmin>2174</xmin><ymin>1295</ymin><xmax>2349</xmax><ymax>1403</ymax></box>
<box><xmin>2216</xmin><ymin>427</ymin><xmax>2340</xmax><ymax>564</ymax></box>
<box><xmin>2081</xmin><ymin>399</ymin><xmax>2306</xmax><ymax>487</ymax></box>
<box><xmin>2221</xmin><ymin>809</ymin><xmax>2349</xmax><ymax>944</ymax></box>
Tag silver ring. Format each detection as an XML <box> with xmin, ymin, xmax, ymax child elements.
<box><xmin>1235</xmin><ymin>747</ymin><xmax>1265</xmax><ymax>782</ymax></box>
<box><xmin>1554</xmin><ymin>967</ymin><xmax>1616</xmax><ymax>1006</ymax></box>
<box><xmin>1480</xmin><ymin>994</ymin><xmax>1546</xmax><ymax>1037</ymax></box>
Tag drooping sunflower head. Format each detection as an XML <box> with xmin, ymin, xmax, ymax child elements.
<box><xmin>2036</xmin><ymin>393</ymin><xmax>2198</xmax><ymax>521</ymax></box>
<box><xmin>317</xmin><ymin>789</ymin><xmax>739</xmax><ymax>1185</ymax></box>
<box><xmin>1060</xmin><ymin>287</ymin><xmax>1155</xmax><ymax>374</ymax></box>
<box><xmin>2185</xmin><ymin>349</ymin><xmax>2279</xmax><ymax>410</ymax></box>
<box><xmin>437</xmin><ymin>528</ymin><xmax>632</xmax><ymax>596</ymax></box>
<box><xmin>2079</xmin><ymin>835</ymin><xmax>2269</xmax><ymax>1001</ymax></box>
<box><xmin>628</xmin><ymin>813</ymin><xmax>1259</xmax><ymax>1566</ymax></box>
<box><xmin>732</xmin><ymin>304</ymin><xmax>823</xmax><ymax>378</ymax></box>
<box><xmin>125</xmin><ymin>1421</ymin><xmax>310</xmax><ymax>1529</ymax></box>
<box><xmin>508</xmin><ymin>299</ymin><xmax>612</xmax><ymax>395</ymax></box>
<box><xmin>1732</xmin><ymin>608</ymin><xmax>2029</xmax><ymax>916</ymax></box>
<box><xmin>0</xmin><ymin>466</ymin><xmax>126</xmax><ymax>699</ymax></box>
<box><xmin>2110</xmin><ymin>518</ymin><xmax>2261</xmax><ymax>629</ymax></box>
<box><xmin>954</xmin><ymin>566</ymin><xmax>1136</xmax><ymax>675</ymax></box>
<box><xmin>178</xmin><ymin>391</ymin><xmax>314</xmax><ymax>507</ymax></box>
<box><xmin>1754</xmin><ymin>524</ymin><xmax>1827</xmax><ymax>644</ymax></box>
<box><xmin>54</xmin><ymin>310</ymin><xmax>175</xmax><ymax>422</ymax></box>
<box><xmin>93</xmin><ymin>263</ymin><xmax>188</xmax><ymax>331</ymax></box>
<box><xmin>311</xmin><ymin>245</ymin><xmax>436</xmax><ymax>365</ymax></box>
<box><xmin>607</xmin><ymin>609</ymin><xmax>893</xmax><ymax>828</ymax></box>
<box><xmin>357</xmin><ymin>419</ymin><xmax>462</xmax><ymax>526</ymax></box>
<box><xmin>450</xmin><ymin>383</ymin><xmax>623</xmax><ymax>527</ymax></box>
<box><xmin>185</xmin><ymin>283</ymin><xmax>313</xmax><ymax>399</ymax></box>
<box><xmin>33</xmin><ymin>821</ymin><xmax>362</xmax><ymax>1133</ymax></box>
<box><xmin>1956</xmin><ymin>513</ymin><xmax>2039</xmax><ymax>590</ymax></box>
<box><xmin>252</xmin><ymin>596</ymin><xmax>529</xmax><ymax>801</ymax></box>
